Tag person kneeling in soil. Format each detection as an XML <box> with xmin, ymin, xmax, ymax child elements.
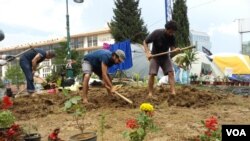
<box><xmin>81</xmin><ymin>49</ymin><xmax>125</xmax><ymax>103</ymax></box>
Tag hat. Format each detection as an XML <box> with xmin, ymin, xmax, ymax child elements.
<box><xmin>115</xmin><ymin>49</ymin><xmax>126</xmax><ymax>62</ymax></box>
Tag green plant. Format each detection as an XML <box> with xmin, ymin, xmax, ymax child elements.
<box><xmin>174</xmin><ymin>50</ymin><xmax>198</xmax><ymax>71</ymax></box>
<box><xmin>21</xmin><ymin>123</ymin><xmax>38</xmax><ymax>135</ymax></box>
<box><xmin>190</xmin><ymin>73</ymin><xmax>198</xmax><ymax>81</ymax></box>
<box><xmin>198</xmin><ymin>116</ymin><xmax>221</xmax><ymax>141</ymax></box>
<box><xmin>133</xmin><ymin>73</ymin><xmax>140</xmax><ymax>86</ymax></box>
<box><xmin>123</xmin><ymin>103</ymin><xmax>158</xmax><ymax>141</ymax></box>
<box><xmin>99</xmin><ymin>112</ymin><xmax>106</xmax><ymax>141</ymax></box>
<box><xmin>0</xmin><ymin>110</ymin><xmax>15</xmax><ymax>128</ymax></box>
<box><xmin>63</xmin><ymin>89</ymin><xmax>86</xmax><ymax>133</ymax></box>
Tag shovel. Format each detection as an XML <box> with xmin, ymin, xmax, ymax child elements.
<box><xmin>113</xmin><ymin>85</ymin><xmax>133</xmax><ymax>104</ymax></box>
<box><xmin>1</xmin><ymin>46</ymin><xmax>35</xmax><ymax>66</ymax></box>
<box><xmin>151</xmin><ymin>45</ymin><xmax>195</xmax><ymax>58</ymax></box>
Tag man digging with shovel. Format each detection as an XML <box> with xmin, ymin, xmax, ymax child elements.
<box><xmin>143</xmin><ymin>20</ymin><xmax>180</xmax><ymax>98</ymax></box>
<box><xmin>81</xmin><ymin>49</ymin><xmax>125</xmax><ymax>103</ymax></box>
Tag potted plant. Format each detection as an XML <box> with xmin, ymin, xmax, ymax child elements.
<box><xmin>0</xmin><ymin>96</ymin><xmax>25</xmax><ymax>140</ymax></box>
<box><xmin>64</xmin><ymin>94</ymin><xmax>97</xmax><ymax>141</ymax></box>
<box><xmin>22</xmin><ymin>124</ymin><xmax>41</xmax><ymax>141</ymax></box>
<box><xmin>173</xmin><ymin>50</ymin><xmax>198</xmax><ymax>84</ymax></box>
<box><xmin>190</xmin><ymin>73</ymin><xmax>198</xmax><ymax>84</ymax></box>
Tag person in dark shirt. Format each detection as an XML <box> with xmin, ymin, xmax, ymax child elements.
<box><xmin>19</xmin><ymin>49</ymin><xmax>55</xmax><ymax>95</ymax></box>
<box><xmin>82</xmin><ymin>49</ymin><xmax>125</xmax><ymax>103</ymax></box>
<box><xmin>143</xmin><ymin>20</ymin><xmax>180</xmax><ymax>98</ymax></box>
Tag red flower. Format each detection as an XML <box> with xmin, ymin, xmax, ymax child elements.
<box><xmin>205</xmin><ymin>116</ymin><xmax>218</xmax><ymax>131</ymax></box>
<box><xmin>205</xmin><ymin>130</ymin><xmax>211</xmax><ymax>136</ymax></box>
<box><xmin>10</xmin><ymin>124</ymin><xmax>20</xmax><ymax>131</ymax></box>
<box><xmin>48</xmin><ymin>133</ymin><xmax>58</xmax><ymax>140</ymax></box>
<box><xmin>6</xmin><ymin>129</ymin><xmax>15</xmax><ymax>136</ymax></box>
<box><xmin>2</xmin><ymin>96</ymin><xmax>13</xmax><ymax>109</ymax></box>
<box><xmin>126</xmin><ymin>119</ymin><xmax>138</xmax><ymax>129</ymax></box>
<box><xmin>48</xmin><ymin>128</ymin><xmax>61</xmax><ymax>141</ymax></box>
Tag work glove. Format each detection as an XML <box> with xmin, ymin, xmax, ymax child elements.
<box><xmin>6</xmin><ymin>55</ymin><xmax>16</xmax><ymax>61</ymax></box>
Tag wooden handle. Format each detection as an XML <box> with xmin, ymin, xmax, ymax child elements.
<box><xmin>151</xmin><ymin>45</ymin><xmax>195</xmax><ymax>58</ymax></box>
<box><xmin>14</xmin><ymin>46</ymin><xmax>34</xmax><ymax>58</ymax></box>
<box><xmin>114</xmin><ymin>91</ymin><xmax>133</xmax><ymax>104</ymax></box>
<box><xmin>2</xmin><ymin>46</ymin><xmax>34</xmax><ymax>66</ymax></box>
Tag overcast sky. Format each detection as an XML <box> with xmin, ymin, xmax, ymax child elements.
<box><xmin>0</xmin><ymin>0</ymin><xmax>249</xmax><ymax>54</ymax></box>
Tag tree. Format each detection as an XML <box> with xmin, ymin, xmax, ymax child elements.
<box><xmin>5</xmin><ymin>64</ymin><xmax>25</xmax><ymax>86</ymax></box>
<box><xmin>52</xmin><ymin>42</ymin><xmax>82</xmax><ymax>82</ymax></box>
<box><xmin>172</xmin><ymin>0</ymin><xmax>190</xmax><ymax>47</ymax></box>
<box><xmin>109</xmin><ymin>0</ymin><xmax>148</xmax><ymax>44</ymax></box>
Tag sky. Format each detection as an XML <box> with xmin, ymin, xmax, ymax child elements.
<box><xmin>0</xmin><ymin>0</ymin><xmax>249</xmax><ymax>54</ymax></box>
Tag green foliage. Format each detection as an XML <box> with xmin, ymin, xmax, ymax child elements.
<box><xmin>133</xmin><ymin>73</ymin><xmax>140</xmax><ymax>86</ymax></box>
<box><xmin>172</xmin><ymin>0</ymin><xmax>190</xmax><ymax>47</ymax></box>
<box><xmin>63</xmin><ymin>89</ymin><xmax>86</xmax><ymax>133</ymax></box>
<box><xmin>99</xmin><ymin>112</ymin><xmax>106</xmax><ymax>141</ymax></box>
<box><xmin>174</xmin><ymin>50</ymin><xmax>198</xmax><ymax>71</ymax></box>
<box><xmin>5</xmin><ymin>64</ymin><xmax>25</xmax><ymax>85</ymax></box>
<box><xmin>52</xmin><ymin>42</ymin><xmax>82</xmax><ymax>82</ymax></box>
<box><xmin>0</xmin><ymin>79</ymin><xmax>5</xmax><ymax>88</ymax></box>
<box><xmin>109</xmin><ymin>0</ymin><xmax>148</xmax><ymax>43</ymax></box>
<box><xmin>123</xmin><ymin>112</ymin><xmax>158</xmax><ymax>141</ymax></box>
<box><xmin>0</xmin><ymin>110</ymin><xmax>16</xmax><ymax>128</ymax></box>
<box><xmin>21</xmin><ymin>124</ymin><xmax>38</xmax><ymax>135</ymax></box>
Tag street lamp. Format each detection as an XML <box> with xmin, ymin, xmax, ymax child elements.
<box><xmin>66</xmin><ymin>0</ymin><xmax>84</xmax><ymax>78</ymax></box>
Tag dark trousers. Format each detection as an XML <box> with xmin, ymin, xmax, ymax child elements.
<box><xmin>20</xmin><ymin>58</ymin><xmax>35</xmax><ymax>93</ymax></box>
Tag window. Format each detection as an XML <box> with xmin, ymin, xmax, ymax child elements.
<box><xmin>72</xmin><ymin>37</ymin><xmax>84</xmax><ymax>48</ymax></box>
<box><xmin>87</xmin><ymin>36</ymin><xmax>98</xmax><ymax>47</ymax></box>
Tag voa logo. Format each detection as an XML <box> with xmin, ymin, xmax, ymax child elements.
<box><xmin>226</xmin><ymin>129</ymin><xmax>246</xmax><ymax>136</ymax></box>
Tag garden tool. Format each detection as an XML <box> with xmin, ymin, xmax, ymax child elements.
<box><xmin>113</xmin><ymin>85</ymin><xmax>133</xmax><ymax>104</ymax></box>
<box><xmin>15</xmin><ymin>87</ymin><xmax>26</xmax><ymax>96</ymax></box>
<box><xmin>0</xmin><ymin>46</ymin><xmax>35</xmax><ymax>66</ymax></box>
<box><xmin>151</xmin><ymin>45</ymin><xmax>195</xmax><ymax>58</ymax></box>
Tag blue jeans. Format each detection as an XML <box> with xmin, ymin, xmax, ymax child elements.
<box><xmin>20</xmin><ymin>58</ymin><xmax>35</xmax><ymax>93</ymax></box>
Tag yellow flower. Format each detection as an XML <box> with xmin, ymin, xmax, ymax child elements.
<box><xmin>140</xmin><ymin>103</ymin><xmax>154</xmax><ymax>112</ymax></box>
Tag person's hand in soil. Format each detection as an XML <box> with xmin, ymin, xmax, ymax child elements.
<box><xmin>111</xmin><ymin>85</ymin><xmax>121</xmax><ymax>93</ymax></box>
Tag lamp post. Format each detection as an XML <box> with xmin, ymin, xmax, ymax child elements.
<box><xmin>66</xmin><ymin>0</ymin><xmax>84</xmax><ymax>78</ymax></box>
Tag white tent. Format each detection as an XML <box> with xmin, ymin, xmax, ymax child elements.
<box><xmin>124</xmin><ymin>44</ymin><xmax>150</xmax><ymax>79</ymax></box>
<box><xmin>170</xmin><ymin>51</ymin><xmax>224</xmax><ymax>84</ymax></box>
<box><xmin>189</xmin><ymin>52</ymin><xmax>224</xmax><ymax>77</ymax></box>
<box><xmin>124</xmin><ymin>43</ymin><xmax>166</xmax><ymax>79</ymax></box>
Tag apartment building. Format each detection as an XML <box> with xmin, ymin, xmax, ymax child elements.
<box><xmin>190</xmin><ymin>30</ymin><xmax>212</xmax><ymax>52</ymax></box>
<box><xmin>0</xmin><ymin>28</ymin><xmax>114</xmax><ymax>79</ymax></box>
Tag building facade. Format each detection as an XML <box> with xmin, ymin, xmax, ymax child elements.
<box><xmin>190</xmin><ymin>30</ymin><xmax>212</xmax><ymax>52</ymax></box>
<box><xmin>0</xmin><ymin>28</ymin><xmax>114</xmax><ymax>80</ymax></box>
<box><xmin>242</xmin><ymin>41</ymin><xmax>250</xmax><ymax>56</ymax></box>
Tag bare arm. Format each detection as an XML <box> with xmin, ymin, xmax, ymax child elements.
<box><xmin>101</xmin><ymin>62</ymin><xmax>113</xmax><ymax>90</ymax></box>
<box><xmin>143</xmin><ymin>40</ymin><xmax>152</xmax><ymax>60</ymax></box>
<box><xmin>31</xmin><ymin>54</ymin><xmax>42</xmax><ymax>72</ymax></box>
